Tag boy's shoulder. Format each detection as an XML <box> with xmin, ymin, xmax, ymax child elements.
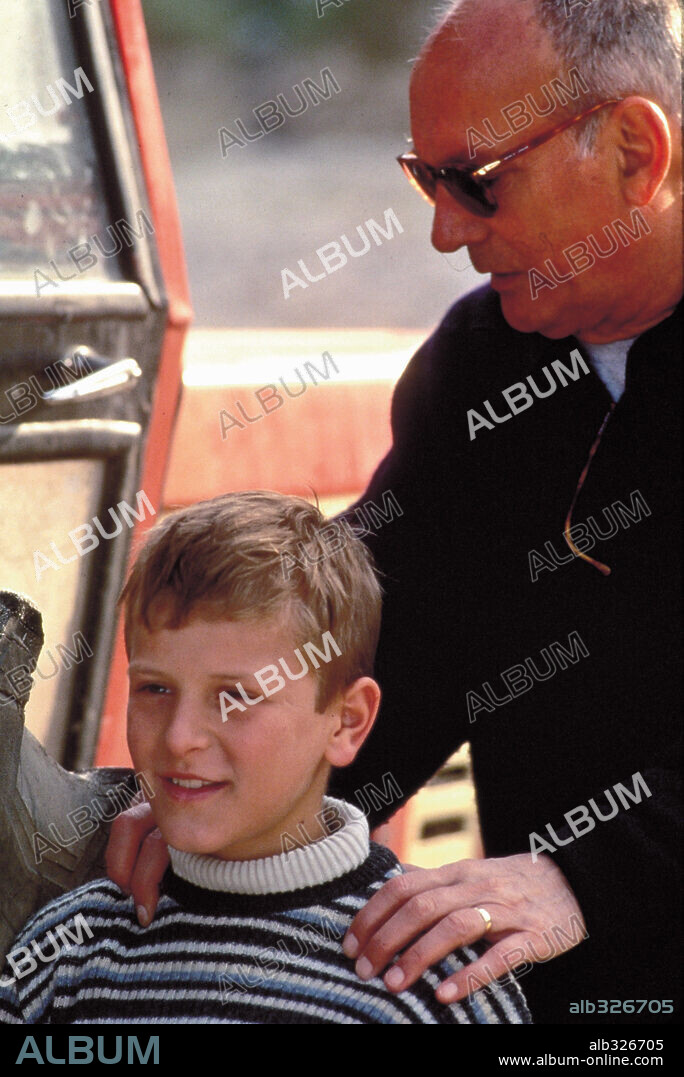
<box><xmin>322</xmin><ymin>842</ymin><xmax>531</xmax><ymax>1025</ymax></box>
<box><xmin>0</xmin><ymin>878</ymin><xmax>143</xmax><ymax>1024</ymax></box>
<box><xmin>9</xmin><ymin>877</ymin><xmax>134</xmax><ymax>951</ymax></box>
<box><xmin>350</xmin><ymin>838</ymin><xmax>402</xmax><ymax>890</ymax></box>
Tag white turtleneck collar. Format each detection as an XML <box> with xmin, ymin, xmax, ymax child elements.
<box><xmin>168</xmin><ymin>797</ymin><xmax>369</xmax><ymax>895</ymax></box>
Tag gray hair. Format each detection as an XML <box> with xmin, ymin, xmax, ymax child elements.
<box><xmin>433</xmin><ymin>0</ymin><xmax>682</xmax><ymax>155</ymax></box>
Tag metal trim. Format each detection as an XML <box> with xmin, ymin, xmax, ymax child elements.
<box><xmin>77</xmin><ymin>2</ymin><xmax>163</xmax><ymax>309</ymax></box>
<box><xmin>0</xmin><ymin>283</ymin><xmax>149</xmax><ymax>319</ymax></box>
<box><xmin>0</xmin><ymin>420</ymin><xmax>141</xmax><ymax>459</ymax></box>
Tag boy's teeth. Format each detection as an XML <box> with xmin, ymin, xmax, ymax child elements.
<box><xmin>170</xmin><ymin>778</ymin><xmax>214</xmax><ymax>788</ymax></box>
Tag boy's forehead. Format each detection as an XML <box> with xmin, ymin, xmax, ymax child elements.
<box><xmin>129</xmin><ymin>596</ymin><xmax>301</xmax><ymax>661</ymax></box>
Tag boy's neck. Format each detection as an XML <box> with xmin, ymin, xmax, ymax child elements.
<box><xmin>284</xmin><ymin>797</ymin><xmax>342</xmax><ymax>852</ymax></box>
<box><xmin>168</xmin><ymin>797</ymin><xmax>370</xmax><ymax>895</ymax></box>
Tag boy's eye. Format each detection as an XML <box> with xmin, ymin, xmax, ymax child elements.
<box><xmin>138</xmin><ymin>683</ymin><xmax>170</xmax><ymax>695</ymax></box>
<box><xmin>221</xmin><ymin>685</ymin><xmax>260</xmax><ymax>703</ymax></box>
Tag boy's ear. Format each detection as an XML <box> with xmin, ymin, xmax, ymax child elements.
<box><xmin>324</xmin><ymin>677</ymin><xmax>381</xmax><ymax>769</ymax></box>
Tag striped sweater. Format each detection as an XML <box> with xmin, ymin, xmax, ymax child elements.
<box><xmin>0</xmin><ymin>799</ymin><xmax>530</xmax><ymax>1024</ymax></box>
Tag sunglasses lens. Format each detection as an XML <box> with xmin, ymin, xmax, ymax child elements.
<box><xmin>400</xmin><ymin>158</ymin><xmax>437</xmax><ymax>205</ymax></box>
<box><xmin>399</xmin><ymin>156</ymin><xmax>496</xmax><ymax>216</ymax></box>
<box><xmin>443</xmin><ymin>173</ymin><xmax>497</xmax><ymax>218</ymax></box>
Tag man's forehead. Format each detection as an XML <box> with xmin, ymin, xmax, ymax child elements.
<box><xmin>410</xmin><ymin>1</ymin><xmax>557</xmax><ymax>158</ymax></box>
<box><xmin>421</xmin><ymin>0</ymin><xmax>545</xmax><ymax>61</ymax></box>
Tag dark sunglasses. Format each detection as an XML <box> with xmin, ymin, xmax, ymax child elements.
<box><xmin>397</xmin><ymin>100</ymin><xmax>621</xmax><ymax>217</ymax></box>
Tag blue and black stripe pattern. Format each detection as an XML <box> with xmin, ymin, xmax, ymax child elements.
<box><xmin>0</xmin><ymin>845</ymin><xmax>530</xmax><ymax>1024</ymax></box>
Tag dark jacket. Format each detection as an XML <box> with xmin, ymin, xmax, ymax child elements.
<box><xmin>330</xmin><ymin>285</ymin><xmax>682</xmax><ymax>1024</ymax></box>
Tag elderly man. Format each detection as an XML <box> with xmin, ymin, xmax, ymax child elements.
<box><xmin>328</xmin><ymin>0</ymin><xmax>681</xmax><ymax>1024</ymax></box>
<box><xmin>1</xmin><ymin>0</ymin><xmax>680</xmax><ymax>1026</ymax></box>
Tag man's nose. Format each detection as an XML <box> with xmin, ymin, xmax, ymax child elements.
<box><xmin>431</xmin><ymin>185</ymin><xmax>490</xmax><ymax>253</ymax></box>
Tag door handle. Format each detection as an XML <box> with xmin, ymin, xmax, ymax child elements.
<box><xmin>44</xmin><ymin>347</ymin><xmax>142</xmax><ymax>405</ymax></box>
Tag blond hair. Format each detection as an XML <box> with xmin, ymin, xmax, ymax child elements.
<box><xmin>120</xmin><ymin>491</ymin><xmax>382</xmax><ymax>710</ymax></box>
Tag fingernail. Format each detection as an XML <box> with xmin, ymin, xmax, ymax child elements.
<box><xmin>343</xmin><ymin>933</ymin><xmax>359</xmax><ymax>958</ymax></box>
<box><xmin>385</xmin><ymin>966</ymin><xmax>404</xmax><ymax>990</ymax></box>
<box><xmin>355</xmin><ymin>957</ymin><xmax>373</xmax><ymax>981</ymax></box>
<box><xmin>137</xmin><ymin>905</ymin><xmax>149</xmax><ymax>927</ymax></box>
<box><xmin>438</xmin><ymin>983</ymin><xmax>458</xmax><ymax>1003</ymax></box>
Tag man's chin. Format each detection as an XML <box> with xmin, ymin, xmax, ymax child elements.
<box><xmin>497</xmin><ymin>291</ymin><xmax>574</xmax><ymax>339</ymax></box>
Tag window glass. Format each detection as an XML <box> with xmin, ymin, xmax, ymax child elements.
<box><xmin>0</xmin><ymin>458</ymin><xmax>104</xmax><ymax>758</ymax></box>
<box><xmin>0</xmin><ymin>0</ymin><xmax>123</xmax><ymax>284</ymax></box>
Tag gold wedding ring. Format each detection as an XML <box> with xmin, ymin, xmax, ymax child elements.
<box><xmin>474</xmin><ymin>906</ymin><xmax>493</xmax><ymax>934</ymax></box>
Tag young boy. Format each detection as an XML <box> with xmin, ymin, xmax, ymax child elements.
<box><xmin>0</xmin><ymin>492</ymin><xmax>530</xmax><ymax>1024</ymax></box>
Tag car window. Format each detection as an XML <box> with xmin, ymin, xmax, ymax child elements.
<box><xmin>0</xmin><ymin>0</ymin><xmax>123</xmax><ymax>284</ymax></box>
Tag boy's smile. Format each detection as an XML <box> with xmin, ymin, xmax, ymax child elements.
<box><xmin>161</xmin><ymin>774</ymin><xmax>230</xmax><ymax>801</ymax></box>
<box><xmin>127</xmin><ymin>599</ymin><xmax>346</xmax><ymax>862</ymax></box>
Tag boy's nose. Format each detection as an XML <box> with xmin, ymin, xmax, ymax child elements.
<box><xmin>163</xmin><ymin>699</ymin><xmax>213</xmax><ymax>755</ymax></box>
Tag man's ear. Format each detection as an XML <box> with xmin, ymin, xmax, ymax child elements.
<box><xmin>611</xmin><ymin>97</ymin><xmax>672</xmax><ymax>205</ymax></box>
<box><xmin>324</xmin><ymin>677</ymin><xmax>381</xmax><ymax>769</ymax></box>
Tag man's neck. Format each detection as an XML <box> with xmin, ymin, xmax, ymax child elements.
<box><xmin>577</xmin><ymin>251</ymin><xmax>682</xmax><ymax>343</ymax></box>
<box><xmin>578</xmin><ymin>294</ymin><xmax>680</xmax><ymax>345</ymax></box>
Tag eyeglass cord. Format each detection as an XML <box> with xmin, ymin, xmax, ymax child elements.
<box><xmin>563</xmin><ymin>403</ymin><xmax>616</xmax><ymax>576</ymax></box>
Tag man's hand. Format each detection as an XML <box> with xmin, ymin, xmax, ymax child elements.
<box><xmin>342</xmin><ymin>853</ymin><xmax>586</xmax><ymax>1002</ymax></box>
<box><xmin>105</xmin><ymin>802</ymin><xmax>169</xmax><ymax>926</ymax></box>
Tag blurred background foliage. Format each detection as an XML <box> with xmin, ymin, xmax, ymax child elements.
<box><xmin>136</xmin><ymin>0</ymin><xmax>481</xmax><ymax>328</ymax></box>
<box><xmin>141</xmin><ymin>0</ymin><xmax>432</xmax><ymax>63</ymax></box>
